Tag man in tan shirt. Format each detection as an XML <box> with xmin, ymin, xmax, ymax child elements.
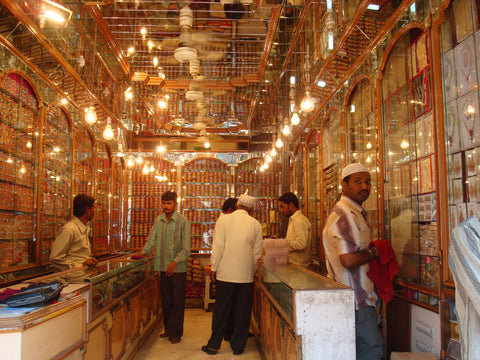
<box><xmin>50</xmin><ymin>194</ymin><xmax>98</xmax><ymax>272</ymax></box>
<box><xmin>278</xmin><ymin>192</ymin><xmax>312</xmax><ymax>267</ymax></box>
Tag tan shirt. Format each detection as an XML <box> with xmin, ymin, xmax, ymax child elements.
<box><xmin>50</xmin><ymin>217</ymin><xmax>92</xmax><ymax>272</ymax></box>
<box><xmin>286</xmin><ymin>210</ymin><xmax>313</xmax><ymax>267</ymax></box>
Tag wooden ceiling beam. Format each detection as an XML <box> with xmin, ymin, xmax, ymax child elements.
<box><xmin>0</xmin><ymin>0</ymin><xmax>128</xmax><ymax>134</ymax></box>
<box><xmin>86</xmin><ymin>4</ymin><xmax>133</xmax><ymax>79</ymax></box>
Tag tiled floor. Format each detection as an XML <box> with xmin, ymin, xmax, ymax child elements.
<box><xmin>133</xmin><ymin>308</ymin><xmax>262</xmax><ymax>360</ymax></box>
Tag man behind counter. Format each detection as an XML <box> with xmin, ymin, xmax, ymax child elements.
<box><xmin>278</xmin><ymin>192</ymin><xmax>312</xmax><ymax>268</ymax></box>
<box><xmin>50</xmin><ymin>194</ymin><xmax>99</xmax><ymax>272</ymax></box>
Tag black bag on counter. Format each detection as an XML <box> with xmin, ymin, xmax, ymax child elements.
<box><xmin>4</xmin><ymin>281</ymin><xmax>65</xmax><ymax>307</ymax></box>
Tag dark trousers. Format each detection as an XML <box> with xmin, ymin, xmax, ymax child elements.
<box><xmin>159</xmin><ymin>272</ymin><xmax>187</xmax><ymax>339</ymax></box>
<box><xmin>207</xmin><ymin>280</ymin><xmax>254</xmax><ymax>353</ymax></box>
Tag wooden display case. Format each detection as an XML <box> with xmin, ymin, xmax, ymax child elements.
<box><xmin>381</xmin><ymin>30</ymin><xmax>439</xmax><ymax>309</ymax></box>
<box><xmin>235</xmin><ymin>158</ymin><xmax>281</xmax><ymax>238</ymax></box>
<box><xmin>17</xmin><ymin>256</ymin><xmax>161</xmax><ymax>360</ymax></box>
<box><xmin>320</xmin><ymin>109</ymin><xmax>343</xmax><ymax>239</ymax></box>
<box><xmin>0</xmin><ymin>71</ymin><xmax>40</xmax><ymax>269</ymax></box>
<box><xmin>95</xmin><ymin>142</ymin><xmax>112</xmax><ymax>255</ymax></box>
<box><xmin>127</xmin><ymin>158</ymin><xmax>177</xmax><ymax>250</ymax></box>
<box><xmin>293</xmin><ymin>143</ymin><xmax>305</xmax><ymax>209</ymax></box>
<box><xmin>73</xmin><ymin>126</ymin><xmax>95</xmax><ymax>197</ymax></box>
<box><xmin>110</xmin><ymin>157</ymin><xmax>124</xmax><ymax>252</ymax></box>
<box><xmin>253</xmin><ymin>263</ymin><xmax>355</xmax><ymax>359</ymax></box>
<box><xmin>182</xmin><ymin>157</ymin><xmax>230</xmax><ymax>251</ymax></box>
<box><xmin>40</xmin><ymin>105</ymin><xmax>72</xmax><ymax>264</ymax></box>
<box><xmin>0</xmin><ymin>293</ymin><xmax>87</xmax><ymax>360</ymax></box>
<box><xmin>305</xmin><ymin>130</ymin><xmax>322</xmax><ymax>259</ymax></box>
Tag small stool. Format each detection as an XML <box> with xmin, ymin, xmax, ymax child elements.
<box><xmin>203</xmin><ymin>271</ymin><xmax>215</xmax><ymax>310</ymax></box>
<box><xmin>390</xmin><ymin>352</ymin><xmax>437</xmax><ymax>360</ymax></box>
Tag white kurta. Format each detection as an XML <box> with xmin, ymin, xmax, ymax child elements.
<box><xmin>210</xmin><ymin>209</ymin><xmax>263</xmax><ymax>283</ymax></box>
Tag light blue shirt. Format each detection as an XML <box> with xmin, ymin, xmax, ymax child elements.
<box><xmin>143</xmin><ymin>212</ymin><xmax>191</xmax><ymax>272</ymax></box>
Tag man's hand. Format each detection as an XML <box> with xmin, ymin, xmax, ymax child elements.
<box><xmin>210</xmin><ymin>270</ymin><xmax>216</xmax><ymax>283</ymax></box>
<box><xmin>166</xmin><ymin>260</ymin><xmax>177</xmax><ymax>277</ymax></box>
<box><xmin>83</xmin><ymin>257</ymin><xmax>98</xmax><ymax>267</ymax></box>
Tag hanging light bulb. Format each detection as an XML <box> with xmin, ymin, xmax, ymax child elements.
<box><xmin>158</xmin><ymin>99</ymin><xmax>167</xmax><ymax>109</ymax></box>
<box><xmin>153</xmin><ymin>57</ymin><xmax>159</xmax><ymax>67</ymax></box>
<box><xmin>125</xmin><ymin>87</ymin><xmax>133</xmax><ymax>100</ymax></box>
<box><xmin>85</xmin><ymin>106</ymin><xmax>97</xmax><ymax>124</ymax></box>
<box><xmin>400</xmin><ymin>140</ymin><xmax>409</xmax><ymax>149</ymax></box>
<box><xmin>26</xmin><ymin>141</ymin><xmax>32</xmax><ymax>149</ymax></box>
<box><xmin>103</xmin><ymin>117</ymin><xmax>114</xmax><ymax>140</ymax></box>
<box><xmin>147</xmin><ymin>41</ymin><xmax>154</xmax><ymax>51</ymax></box>
<box><xmin>157</xmin><ymin>144</ymin><xmax>166</xmax><ymax>153</ymax></box>
<box><xmin>300</xmin><ymin>91</ymin><xmax>315</xmax><ymax>113</ymax></box>
<box><xmin>142</xmin><ymin>164</ymin><xmax>149</xmax><ymax>175</ymax></box>
<box><xmin>140</xmin><ymin>27</ymin><xmax>147</xmax><ymax>38</ymax></box>
<box><xmin>366</xmin><ymin>142</ymin><xmax>372</xmax><ymax>149</ymax></box>
<box><xmin>291</xmin><ymin>112</ymin><xmax>300</xmax><ymax>125</ymax></box>
<box><xmin>150</xmin><ymin>164</ymin><xmax>155</xmax><ymax>173</ymax></box>
<box><xmin>19</xmin><ymin>165</ymin><xmax>26</xmax><ymax>174</ymax></box>
<box><xmin>271</xmin><ymin>148</ymin><xmax>277</xmax><ymax>157</ymax></box>
<box><xmin>282</xmin><ymin>124</ymin><xmax>291</xmax><ymax>136</ymax></box>
<box><xmin>204</xmin><ymin>141</ymin><xmax>211</xmax><ymax>149</ymax></box>
<box><xmin>266</xmin><ymin>155</ymin><xmax>272</xmax><ymax>163</ymax></box>
<box><xmin>6</xmin><ymin>156</ymin><xmax>13</xmax><ymax>164</ymax></box>
<box><xmin>136</xmin><ymin>153</ymin><xmax>143</xmax><ymax>164</ymax></box>
<box><xmin>276</xmin><ymin>138</ymin><xmax>283</xmax><ymax>148</ymax></box>
<box><xmin>127</xmin><ymin>155</ymin><xmax>135</xmax><ymax>167</ymax></box>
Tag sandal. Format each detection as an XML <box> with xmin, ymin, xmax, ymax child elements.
<box><xmin>201</xmin><ymin>345</ymin><xmax>218</xmax><ymax>355</ymax></box>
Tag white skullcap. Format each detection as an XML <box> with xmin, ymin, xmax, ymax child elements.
<box><xmin>237</xmin><ymin>194</ymin><xmax>256</xmax><ymax>209</ymax></box>
<box><xmin>341</xmin><ymin>163</ymin><xmax>370</xmax><ymax>181</ymax></box>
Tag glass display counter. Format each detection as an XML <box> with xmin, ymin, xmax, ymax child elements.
<box><xmin>255</xmin><ymin>263</ymin><xmax>355</xmax><ymax>360</ymax></box>
<box><xmin>31</xmin><ymin>256</ymin><xmax>148</xmax><ymax>320</ymax></box>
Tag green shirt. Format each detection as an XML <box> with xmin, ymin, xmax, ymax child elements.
<box><xmin>143</xmin><ymin>212</ymin><xmax>191</xmax><ymax>272</ymax></box>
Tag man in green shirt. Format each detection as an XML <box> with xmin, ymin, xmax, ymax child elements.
<box><xmin>139</xmin><ymin>190</ymin><xmax>191</xmax><ymax>344</ymax></box>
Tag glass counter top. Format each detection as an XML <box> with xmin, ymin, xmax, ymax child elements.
<box><xmin>262</xmin><ymin>264</ymin><xmax>348</xmax><ymax>291</ymax></box>
<box><xmin>261</xmin><ymin>264</ymin><xmax>350</xmax><ymax>323</ymax></box>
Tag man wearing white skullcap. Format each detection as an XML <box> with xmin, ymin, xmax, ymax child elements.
<box><xmin>203</xmin><ymin>193</ymin><xmax>263</xmax><ymax>356</ymax></box>
<box><xmin>322</xmin><ymin>163</ymin><xmax>383</xmax><ymax>360</ymax></box>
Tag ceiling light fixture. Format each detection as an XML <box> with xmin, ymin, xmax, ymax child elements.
<box><xmin>39</xmin><ymin>0</ymin><xmax>73</xmax><ymax>28</ymax></box>
<box><xmin>103</xmin><ymin>117</ymin><xmax>114</xmax><ymax>140</ymax></box>
<box><xmin>125</xmin><ymin>87</ymin><xmax>133</xmax><ymax>100</ymax></box>
<box><xmin>367</xmin><ymin>3</ymin><xmax>380</xmax><ymax>10</ymax></box>
<box><xmin>127</xmin><ymin>155</ymin><xmax>135</xmax><ymax>167</ymax></box>
<box><xmin>85</xmin><ymin>106</ymin><xmax>97</xmax><ymax>124</ymax></box>
<box><xmin>300</xmin><ymin>91</ymin><xmax>315</xmax><ymax>113</ymax></box>
<box><xmin>276</xmin><ymin>138</ymin><xmax>284</xmax><ymax>148</ymax></box>
<box><xmin>291</xmin><ymin>112</ymin><xmax>300</xmax><ymax>125</ymax></box>
<box><xmin>282</xmin><ymin>124</ymin><xmax>291</xmax><ymax>136</ymax></box>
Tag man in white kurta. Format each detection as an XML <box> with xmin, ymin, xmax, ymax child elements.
<box><xmin>203</xmin><ymin>194</ymin><xmax>263</xmax><ymax>356</ymax></box>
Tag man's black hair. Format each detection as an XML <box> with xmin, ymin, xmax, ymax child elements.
<box><xmin>278</xmin><ymin>192</ymin><xmax>299</xmax><ymax>208</ymax></box>
<box><xmin>222</xmin><ymin>198</ymin><xmax>238</xmax><ymax>212</ymax></box>
<box><xmin>162</xmin><ymin>190</ymin><xmax>178</xmax><ymax>202</ymax></box>
<box><xmin>73</xmin><ymin>194</ymin><xmax>95</xmax><ymax>218</ymax></box>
